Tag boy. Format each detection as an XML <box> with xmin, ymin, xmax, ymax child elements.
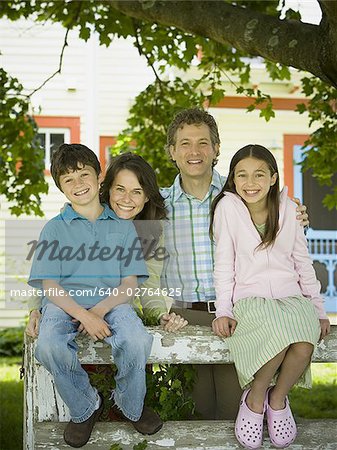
<box><xmin>28</xmin><ymin>144</ymin><xmax>162</xmax><ymax>448</ymax></box>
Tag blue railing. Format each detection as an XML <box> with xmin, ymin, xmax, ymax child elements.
<box><xmin>307</xmin><ymin>229</ymin><xmax>337</xmax><ymax>313</ymax></box>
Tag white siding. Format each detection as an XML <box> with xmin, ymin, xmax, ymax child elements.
<box><xmin>0</xmin><ymin>18</ymin><xmax>154</xmax><ymax>149</ymax></box>
<box><xmin>97</xmin><ymin>39</ymin><xmax>154</xmax><ymax>135</ymax></box>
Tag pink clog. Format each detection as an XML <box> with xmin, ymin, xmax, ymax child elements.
<box><xmin>235</xmin><ymin>389</ymin><xmax>265</xmax><ymax>449</ymax></box>
<box><xmin>266</xmin><ymin>396</ymin><xmax>297</xmax><ymax>448</ymax></box>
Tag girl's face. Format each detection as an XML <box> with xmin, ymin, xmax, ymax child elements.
<box><xmin>109</xmin><ymin>169</ymin><xmax>149</xmax><ymax>220</ymax></box>
<box><xmin>233</xmin><ymin>157</ymin><xmax>277</xmax><ymax>207</ymax></box>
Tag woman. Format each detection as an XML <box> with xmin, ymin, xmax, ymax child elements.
<box><xmin>26</xmin><ymin>152</ymin><xmax>187</xmax><ymax>337</ymax></box>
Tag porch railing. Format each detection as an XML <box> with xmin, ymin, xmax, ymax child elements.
<box><xmin>307</xmin><ymin>229</ymin><xmax>337</xmax><ymax>313</ymax></box>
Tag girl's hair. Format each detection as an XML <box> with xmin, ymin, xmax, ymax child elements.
<box><xmin>100</xmin><ymin>152</ymin><xmax>167</xmax><ymax>243</ymax></box>
<box><xmin>210</xmin><ymin>144</ymin><xmax>280</xmax><ymax>249</ymax></box>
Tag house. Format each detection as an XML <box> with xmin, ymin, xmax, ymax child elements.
<box><xmin>0</xmin><ymin>17</ymin><xmax>336</xmax><ymax>327</ymax></box>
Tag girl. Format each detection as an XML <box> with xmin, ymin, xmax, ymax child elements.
<box><xmin>210</xmin><ymin>144</ymin><xmax>330</xmax><ymax>449</ymax></box>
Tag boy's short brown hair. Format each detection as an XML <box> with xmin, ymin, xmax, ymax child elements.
<box><xmin>50</xmin><ymin>144</ymin><xmax>101</xmax><ymax>191</ymax></box>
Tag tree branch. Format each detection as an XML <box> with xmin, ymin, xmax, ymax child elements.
<box><xmin>318</xmin><ymin>0</ymin><xmax>337</xmax><ymax>86</ymax></box>
<box><xmin>132</xmin><ymin>19</ymin><xmax>162</xmax><ymax>83</ymax></box>
<box><xmin>319</xmin><ymin>0</ymin><xmax>337</xmax><ymax>23</ymax></box>
<box><xmin>109</xmin><ymin>0</ymin><xmax>337</xmax><ymax>88</ymax></box>
<box><xmin>27</xmin><ymin>27</ymin><xmax>70</xmax><ymax>98</ymax></box>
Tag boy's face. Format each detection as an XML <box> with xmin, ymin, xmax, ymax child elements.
<box><xmin>59</xmin><ymin>164</ymin><xmax>103</xmax><ymax>208</ymax></box>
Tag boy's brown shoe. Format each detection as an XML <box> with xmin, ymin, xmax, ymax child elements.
<box><xmin>111</xmin><ymin>404</ymin><xmax>163</xmax><ymax>435</ymax></box>
<box><xmin>63</xmin><ymin>393</ymin><xmax>104</xmax><ymax>448</ymax></box>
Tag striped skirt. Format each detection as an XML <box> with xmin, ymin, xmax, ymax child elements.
<box><xmin>228</xmin><ymin>295</ymin><xmax>321</xmax><ymax>389</ymax></box>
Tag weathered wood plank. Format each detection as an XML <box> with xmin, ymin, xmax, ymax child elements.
<box><xmin>34</xmin><ymin>420</ymin><xmax>337</xmax><ymax>449</ymax></box>
<box><xmin>28</xmin><ymin>324</ymin><xmax>337</xmax><ymax>365</ymax></box>
<box><xmin>24</xmin><ymin>325</ymin><xmax>337</xmax><ymax>449</ymax></box>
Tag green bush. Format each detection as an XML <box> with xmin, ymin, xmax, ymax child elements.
<box><xmin>146</xmin><ymin>364</ymin><xmax>197</xmax><ymax>420</ymax></box>
<box><xmin>0</xmin><ymin>327</ymin><xmax>25</xmax><ymax>357</ymax></box>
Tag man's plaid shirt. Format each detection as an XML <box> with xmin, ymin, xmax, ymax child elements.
<box><xmin>160</xmin><ymin>170</ymin><xmax>225</xmax><ymax>304</ymax></box>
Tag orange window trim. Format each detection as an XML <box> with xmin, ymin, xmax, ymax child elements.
<box><xmin>99</xmin><ymin>136</ymin><xmax>116</xmax><ymax>175</ymax></box>
<box><xmin>33</xmin><ymin>116</ymin><xmax>80</xmax><ymax>175</ymax></box>
<box><xmin>283</xmin><ymin>134</ymin><xmax>308</xmax><ymax>198</ymax></box>
<box><xmin>213</xmin><ymin>97</ymin><xmax>309</xmax><ymax>111</ymax></box>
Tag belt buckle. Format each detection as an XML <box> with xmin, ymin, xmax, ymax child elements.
<box><xmin>207</xmin><ymin>301</ymin><xmax>216</xmax><ymax>313</ymax></box>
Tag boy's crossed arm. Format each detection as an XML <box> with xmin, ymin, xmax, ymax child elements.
<box><xmin>42</xmin><ymin>279</ymin><xmax>111</xmax><ymax>341</ymax></box>
<box><xmin>42</xmin><ymin>276</ymin><xmax>137</xmax><ymax>341</ymax></box>
<box><xmin>77</xmin><ymin>276</ymin><xmax>138</xmax><ymax>336</ymax></box>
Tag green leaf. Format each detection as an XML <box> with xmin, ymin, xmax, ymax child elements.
<box><xmin>265</xmin><ymin>61</ymin><xmax>291</xmax><ymax>81</ymax></box>
<box><xmin>284</xmin><ymin>8</ymin><xmax>301</xmax><ymax>21</ymax></box>
<box><xmin>79</xmin><ymin>26</ymin><xmax>91</xmax><ymax>41</ymax></box>
<box><xmin>133</xmin><ymin>440</ymin><xmax>148</xmax><ymax>450</ymax></box>
<box><xmin>259</xmin><ymin>103</ymin><xmax>275</xmax><ymax>121</ymax></box>
<box><xmin>109</xmin><ymin>444</ymin><xmax>123</xmax><ymax>450</ymax></box>
<box><xmin>296</xmin><ymin>103</ymin><xmax>307</xmax><ymax>114</ymax></box>
<box><xmin>0</xmin><ymin>68</ymin><xmax>48</xmax><ymax>216</ymax></box>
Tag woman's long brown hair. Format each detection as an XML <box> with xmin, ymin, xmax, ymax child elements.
<box><xmin>100</xmin><ymin>152</ymin><xmax>167</xmax><ymax>255</ymax></box>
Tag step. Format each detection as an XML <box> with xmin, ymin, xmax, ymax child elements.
<box><xmin>34</xmin><ymin>419</ymin><xmax>337</xmax><ymax>449</ymax></box>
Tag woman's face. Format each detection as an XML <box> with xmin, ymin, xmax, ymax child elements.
<box><xmin>109</xmin><ymin>169</ymin><xmax>149</xmax><ymax>220</ymax></box>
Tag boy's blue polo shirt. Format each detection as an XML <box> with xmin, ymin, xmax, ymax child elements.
<box><xmin>28</xmin><ymin>203</ymin><xmax>148</xmax><ymax>307</ymax></box>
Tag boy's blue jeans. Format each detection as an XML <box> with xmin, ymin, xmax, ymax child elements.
<box><xmin>35</xmin><ymin>303</ymin><xmax>153</xmax><ymax>423</ymax></box>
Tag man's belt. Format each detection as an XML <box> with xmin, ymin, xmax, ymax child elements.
<box><xmin>187</xmin><ymin>301</ymin><xmax>216</xmax><ymax>313</ymax></box>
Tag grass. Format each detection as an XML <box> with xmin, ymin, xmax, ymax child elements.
<box><xmin>0</xmin><ymin>360</ymin><xmax>336</xmax><ymax>450</ymax></box>
<box><xmin>0</xmin><ymin>357</ymin><xmax>23</xmax><ymax>450</ymax></box>
<box><xmin>289</xmin><ymin>363</ymin><xmax>337</xmax><ymax>419</ymax></box>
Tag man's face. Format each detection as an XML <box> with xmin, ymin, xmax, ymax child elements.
<box><xmin>170</xmin><ymin>124</ymin><xmax>219</xmax><ymax>180</ymax></box>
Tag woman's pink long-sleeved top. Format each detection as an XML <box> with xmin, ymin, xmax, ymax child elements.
<box><xmin>213</xmin><ymin>187</ymin><xmax>327</xmax><ymax>320</ymax></box>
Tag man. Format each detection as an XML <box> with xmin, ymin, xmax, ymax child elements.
<box><xmin>161</xmin><ymin>108</ymin><xmax>308</xmax><ymax>420</ymax></box>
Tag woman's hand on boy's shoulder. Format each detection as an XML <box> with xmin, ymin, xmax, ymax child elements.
<box><xmin>212</xmin><ymin>316</ymin><xmax>237</xmax><ymax>338</ymax></box>
<box><xmin>319</xmin><ymin>318</ymin><xmax>331</xmax><ymax>340</ymax></box>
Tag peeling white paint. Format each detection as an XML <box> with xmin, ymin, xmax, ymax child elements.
<box><xmin>316</xmin><ymin>339</ymin><xmax>327</xmax><ymax>350</ymax></box>
<box><xmin>31</xmin><ymin>421</ymin><xmax>337</xmax><ymax>449</ymax></box>
<box><xmin>151</xmin><ymin>438</ymin><xmax>175</xmax><ymax>447</ymax></box>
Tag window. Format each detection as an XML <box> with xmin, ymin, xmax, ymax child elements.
<box><xmin>293</xmin><ymin>145</ymin><xmax>337</xmax><ymax>231</ymax></box>
<box><xmin>36</xmin><ymin>128</ymin><xmax>70</xmax><ymax>169</ymax></box>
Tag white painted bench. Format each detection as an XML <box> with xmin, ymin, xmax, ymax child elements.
<box><xmin>24</xmin><ymin>325</ymin><xmax>337</xmax><ymax>449</ymax></box>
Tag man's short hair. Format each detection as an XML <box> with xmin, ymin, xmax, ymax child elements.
<box><xmin>165</xmin><ymin>108</ymin><xmax>221</xmax><ymax>166</ymax></box>
<box><xmin>50</xmin><ymin>143</ymin><xmax>101</xmax><ymax>191</ymax></box>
